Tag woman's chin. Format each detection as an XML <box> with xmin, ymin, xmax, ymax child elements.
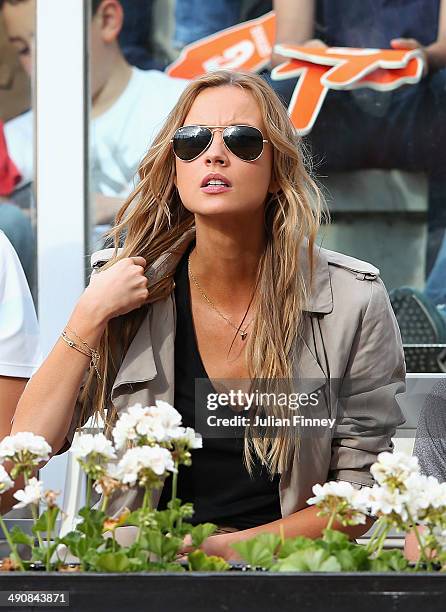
<box><xmin>190</xmin><ymin>199</ymin><xmax>260</xmax><ymax>218</ymax></box>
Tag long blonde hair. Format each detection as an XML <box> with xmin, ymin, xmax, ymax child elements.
<box><xmin>79</xmin><ymin>70</ymin><xmax>325</xmax><ymax>475</ymax></box>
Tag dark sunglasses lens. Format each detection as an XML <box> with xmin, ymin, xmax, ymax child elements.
<box><xmin>224</xmin><ymin>126</ymin><xmax>264</xmax><ymax>161</ymax></box>
<box><xmin>173</xmin><ymin>126</ymin><xmax>212</xmax><ymax>161</ymax></box>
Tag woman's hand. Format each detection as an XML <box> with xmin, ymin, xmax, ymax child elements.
<box><xmin>78</xmin><ymin>256</ymin><xmax>149</xmax><ymax>325</ymax></box>
<box><xmin>179</xmin><ymin>532</ymin><xmax>240</xmax><ymax>562</ymax></box>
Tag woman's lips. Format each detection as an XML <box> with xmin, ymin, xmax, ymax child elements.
<box><xmin>200</xmin><ymin>184</ymin><xmax>232</xmax><ymax>194</ymax></box>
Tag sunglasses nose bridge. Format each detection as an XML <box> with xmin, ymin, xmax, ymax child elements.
<box><xmin>204</xmin><ymin>128</ymin><xmax>229</xmax><ymax>161</ymax></box>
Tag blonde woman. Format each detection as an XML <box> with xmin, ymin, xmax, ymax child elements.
<box><xmin>9</xmin><ymin>71</ymin><xmax>405</xmax><ymax>559</ymax></box>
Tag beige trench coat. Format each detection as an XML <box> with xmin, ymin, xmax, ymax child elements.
<box><xmin>64</xmin><ymin>227</ymin><xmax>406</xmax><ymax>519</ymax></box>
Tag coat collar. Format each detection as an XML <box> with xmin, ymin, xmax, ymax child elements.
<box><xmin>91</xmin><ymin>227</ymin><xmax>334</xmax><ymax>315</ymax></box>
<box><xmin>107</xmin><ymin>229</ymin><xmax>332</xmax><ymax>399</ymax></box>
<box><xmin>141</xmin><ymin>227</ymin><xmax>333</xmax><ymax>315</ymax></box>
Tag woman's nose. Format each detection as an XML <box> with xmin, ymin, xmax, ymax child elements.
<box><xmin>204</xmin><ymin>131</ymin><xmax>229</xmax><ymax>166</ymax></box>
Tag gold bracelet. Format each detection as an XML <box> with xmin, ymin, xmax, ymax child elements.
<box><xmin>66</xmin><ymin>325</ymin><xmax>98</xmax><ymax>355</ymax></box>
<box><xmin>61</xmin><ymin>330</ymin><xmax>102</xmax><ymax>380</ymax></box>
<box><xmin>65</xmin><ymin>326</ymin><xmax>102</xmax><ymax>380</ymax></box>
<box><xmin>61</xmin><ymin>331</ymin><xmax>91</xmax><ymax>357</ymax></box>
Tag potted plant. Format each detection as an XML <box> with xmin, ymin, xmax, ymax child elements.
<box><xmin>0</xmin><ymin>404</ymin><xmax>445</xmax><ymax>612</ymax></box>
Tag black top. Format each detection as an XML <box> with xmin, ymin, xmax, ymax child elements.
<box><xmin>157</xmin><ymin>241</ymin><xmax>282</xmax><ymax>530</ymax></box>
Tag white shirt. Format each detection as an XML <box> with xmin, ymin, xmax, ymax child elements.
<box><xmin>4</xmin><ymin>69</ymin><xmax>188</xmax><ymax>200</ymax></box>
<box><xmin>4</xmin><ymin>111</ymin><xmax>33</xmax><ymax>190</ymax></box>
<box><xmin>91</xmin><ymin>68</ymin><xmax>189</xmax><ymax>198</ymax></box>
<box><xmin>0</xmin><ymin>231</ymin><xmax>41</xmax><ymax>378</ymax></box>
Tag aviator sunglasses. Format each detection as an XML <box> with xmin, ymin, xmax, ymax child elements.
<box><xmin>171</xmin><ymin>124</ymin><xmax>269</xmax><ymax>162</ymax></box>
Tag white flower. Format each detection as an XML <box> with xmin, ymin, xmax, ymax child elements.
<box><xmin>112</xmin><ymin>402</ymin><xmax>184</xmax><ymax>449</ymax></box>
<box><xmin>367</xmin><ymin>484</ymin><xmax>411</xmax><ymax>521</ymax></box>
<box><xmin>0</xmin><ymin>465</ymin><xmax>13</xmax><ymax>493</ymax></box>
<box><xmin>168</xmin><ymin>426</ymin><xmax>203</xmax><ymax>449</ymax></box>
<box><xmin>307</xmin><ymin>480</ymin><xmax>356</xmax><ymax>506</ymax></box>
<box><xmin>112</xmin><ymin>404</ymin><xmax>167</xmax><ymax>449</ymax></box>
<box><xmin>13</xmin><ymin>477</ymin><xmax>43</xmax><ymax>509</ymax></box>
<box><xmin>70</xmin><ymin>433</ymin><xmax>116</xmax><ymax>461</ymax></box>
<box><xmin>370</xmin><ymin>451</ymin><xmax>419</xmax><ymax>486</ymax></box>
<box><xmin>350</xmin><ymin>487</ymin><xmax>373</xmax><ymax>515</ymax></box>
<box><xmin>307</xmin><ymin>481</ymin><xmax>369</xmax><ymax>525</ymax></box>
<box><xmin>116</xmin><ymin>445</ymin><xmax>175</xmax><ymax>487</ymax></box>
<box><xmin>112</xmin><ymin>410</ymin><xmax>140</xmax><ymax>449</ymax></box>
<box><xmin>403</xmin><ymin>474</ymin><xmax>445</xmax><ymax>514</ymax></box>
<box><xmin>0</xmin><ymin>432</ymin><xmax>51</xmax><ymax>462</ymax></box>
<box><xmin>150</xmin><ymin>401</ymin><xmax>182</xmax><ymax>432</ymax></box>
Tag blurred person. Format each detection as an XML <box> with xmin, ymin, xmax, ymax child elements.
<box><xmin>404</xmin><ymin>379</ymin><xmax>446</xmax><ymax>560</ymax></box>
<box><xmin>269</xmin><ymin>0</ymin><xmax>446</xmax><ymax>274</ymax></box>
<box><xmin>0</xmin><ymin>230</ymin><xmax>40</xmax><ymax>519</ymax></box>
<box><xmin>8</xmin><ymin>72</ymin><xmax>406</xmax><ymax>558</ymax></box>
<box><xmin>0</xmin><ymin>230</ymin><xmax>40</xmax><ymax>437</ymax></box>
<box><xmin>0</xmin><ymin>0</ymin><xmax>189</xmax><ymax>229</ymax></box>
<box><xmin>0</xmin><ymin>118</ymin><xmax>35</xmax><ymax>294</ymax></box>
<box><xmin>268</xmin><ymin>0</ymin><xmax>446</xmax><ymax>368</ymax></box>
<box><xmin>118</xmin><ymin>0</ymin><xmax>164</xmax><ymax>70</ymax></box>
<box><xmin>0</xmin><ymin>7</ymin><xmax>30</xmax><ymax>122</ymax></box>
<box><xmin>173</xmin><ymin>0</ymin><xmax>272</xmax><ymax>49</ymax></box>
<box><xmin>173</xmin><ymin>0</ymin><xmax>242</xmax><ymax>49</ymax></box>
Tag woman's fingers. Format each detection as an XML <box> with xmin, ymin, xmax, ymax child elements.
<box><xmin>129</xmin><ymin>256</ymin><xmax>147</xmax><ymax>268</ymax></box>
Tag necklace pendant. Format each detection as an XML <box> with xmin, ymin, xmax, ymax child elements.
<box><xmin>240</xmin><ymin>331</ymin><xmax>247</xmax><ymax>340</ymax></box>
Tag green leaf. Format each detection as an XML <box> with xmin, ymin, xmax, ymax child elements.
<box><xmin>231</xmin><ymin>533</ymin><xmax>281</xmax><ymax>569</ymax></box>
<box><xmin>369</xmin><ymin>549</ymin><xmax>409</xmax><ymax>572</ymax></box>
<box><xmin>321</xmin><ymin>528</ymin><xmax>350</xmax><ymax>548</ymax></box>
<box><xmin>60</xmin><ymin>531</ymin><xmax>94</xmax><ymax>560</ymax></box>
<box><xmin>187</xmin><ymin>549</ymin><xmax>230</xmax><ymax>571</ymax></box>
<box><xmin>77</xmin><ymin>506</ymin><xmax>107</xmax><ymax>538</ymax></box>
<box><xmin>271</xmin><ymin>548</ymin><xmax>341</xmax><ymax>572</ymax></box>
<box><xmin>144</xmin><ymin>530</ymin><xmax>183</xmax><ymax>561</ymax></box>
<box><xmin>277</xmin><ymin>536</ymin><xmax>314</xmax><ymax>558</ymax></box>
<box><xmin>190</xmin><ymin>523</ymin><xmax>217</xmax><ymax>548</ymax></box>
<box><xmin>10</xmin><ymin>526</ymin><xmax>34</xmax><ymax>548</ymax></box>
<box><xmin>30</xmin><ymin>547</ymin><xmax>47</xmax><ymax>563</ymax></box>
<box><xmin>146</xmin><ymin>561</ymin><xmax>186</xmax><ymax>572</ymax></box>
<box><xmin>153</xmin><ymin>509</ymin><xmax>176</xmax><ymax>530</ymax></box>
<box><xmin>90</xmin><ymin>551</ymin><xmax>130</xmax><ymax>573</ymax></box>
<box><xmin>334</xmin><ymin>547</ymin><xmax>369</xmax><ymax>572</ymax></box>
<box><xmin>32</xmin><ymin>512</ymin><xmax>49</xmax><ymax>535</ymax></box>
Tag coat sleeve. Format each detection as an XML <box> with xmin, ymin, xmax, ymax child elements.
<box><xmin>328</xmin><ymin>276</ymin><xmax>407</xmax><ymax>487</ymax></box>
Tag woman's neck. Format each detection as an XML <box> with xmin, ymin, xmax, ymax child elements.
<box><xmin>190</xmin><ymin>217</ymin><xmax>266</xmax><ymax>305</ymax></box>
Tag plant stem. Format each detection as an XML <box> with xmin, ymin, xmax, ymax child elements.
<box><xmin>0</xmin><ymin>515</ymin><xmax>25</xmax><ymax>571</ymax></box>
<box><xmin>100</xmin><ymin>495</ymin><xmax>109</xmax><ymax>513</ymax></box>
<box><xmin>86</xmin><ymin>475</ymin><xmax>92</xmax><ymax>508</ymax></box>
<box><xmin>325</xmin><ymin>508</ymin><xmax>337</xmax><ymax>532</ymax></box>
<box><xmin>30</xmin><ymin>503</ymin><xmax>44</xmax><ymax>550</ymax></box>
<box><xmin>366</xmin><ymin>518</ymin><xmax>387</xmax><ymax>554</ymax></box>
<box><xmin>142</xmin><ymin>487</ymin><xmax>152</xmax><ymax>512</ymax></box>
<box><xmin>374</xmin><ymin>523</ymin><xmax>391</xmax><ymax>557</ymax></box>
<box><xmin>136</xmin><ymin>486</ymin><xmax>153</xmax><ymax>547</ymax></box>
<box><xmin>171</xmin><ymin>464</ymin><xmax>178</xmax><ymax>506</ymax></box>
<box><xmin>170</xmin><ymin>463</ymin><xmax>179</xmax><ymax>532</ymax></box>
<box><xmin>45</xmin><ymin>510</ymin><xmax>51</xmax><ymax>572</ymax></box>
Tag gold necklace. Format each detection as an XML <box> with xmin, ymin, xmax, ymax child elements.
<box><xmin>188</xmin><ymin>254</ymin><xmax>253</xmax><ymax>340</ymax></box>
